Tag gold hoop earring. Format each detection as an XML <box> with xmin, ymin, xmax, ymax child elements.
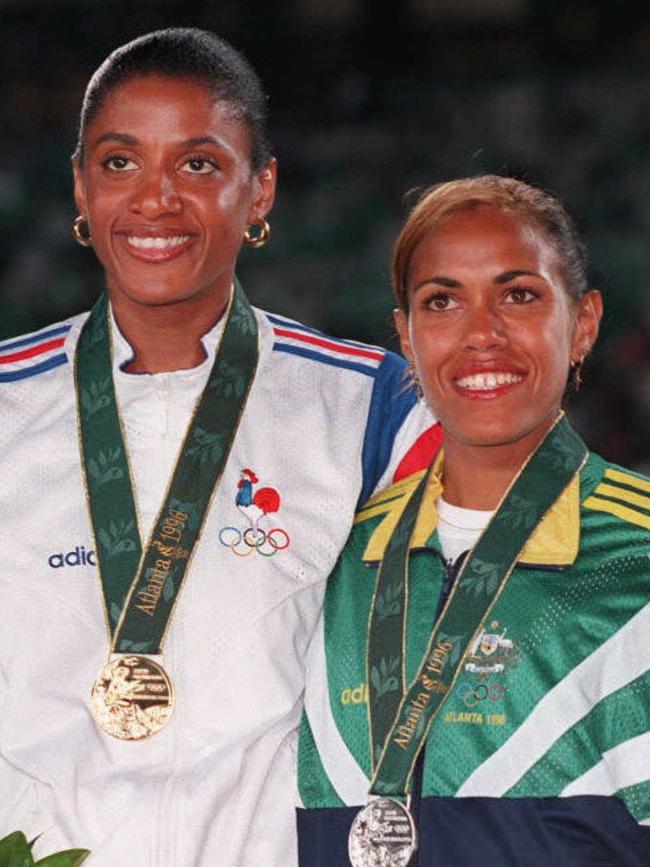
<box><xmin>571</xmin><ymin>356</ymin><xmax>585</xmax><ymax>392</ymax></box>
<box><xmin>72</xmin><ymin>215</ymin><xmax>92</xmax><ymax>247</ymax></box>
<box><xmin>243</xmin><ymin>218</ymin><xmax>270</xmax><ymax>248</ymax></box>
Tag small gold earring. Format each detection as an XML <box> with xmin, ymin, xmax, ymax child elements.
<box><xmin>571</xmin><ymin>356</ymin><xmax>585</xmax><ymax>392</ymax></box>
<box><xmin>243</xmin><ymin>218</ymin><xmax>270</xmax><ymax>248</ymax></box>
<box><xmin>72</xmin><ymin>215</ymin><xmax>92</xmax><ymax>247</ymax></box>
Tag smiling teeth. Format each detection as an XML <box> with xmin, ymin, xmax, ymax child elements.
<box><xmin>456</xmin><ymin>372</ymin><xmax>523</xmax><ymax>390</ymax></box>
<box><xmin>127</xmin><ymin>235</ymin><xmax>190</xmax><ymax>249</ymax></box>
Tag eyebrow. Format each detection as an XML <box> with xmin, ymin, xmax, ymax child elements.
<box><xmin>93</xmin><ymin>132</ymin><xmax>139</xmax><ymax>147</ymax></box>
<box><xmin>413</xmin><ymin>269</ymin><xmax>542</xmax><ymax>291</ymax></box>
<box><xmin>182</xmin><ymin>135</ymin><xmax>226</xmax><ymax>149</ymax></box>
<box><xmin>413</xmin><ymin>276</ymin><xmax>461</xmax><ymax>290</ymax></box>
<box><xmin>493</xmin><ymin>270</ymin><xmax>540</xmax><ymax>283</ymax></box>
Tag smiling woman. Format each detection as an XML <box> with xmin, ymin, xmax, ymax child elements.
<box><xmin>394</xmin><ymin>196</ymin><xmax>602</xmax><ymax>507</ymax></box>
<box><xmin>73</xmin><ymin>71</ymin><xmax>275</xmax><ymax>372</ymax></box>
<box><xmin>0</xmin><ymin>28</ymin><xmax>434</xmax><ymax>867</ymax></box>
<box><xmin>297</xmin><ymin>176</ymin><xmax>650</xmax><ymax>867</ymax></box>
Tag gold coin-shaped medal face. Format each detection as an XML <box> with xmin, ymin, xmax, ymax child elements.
<box><xmin>91</xmin><ymin>655</ymin><xmax>174</xmax><ymax>740</ymax></box>
<box><xmin>348</xmin><ymin>797</ymin><xmax>418</xmax><ymax>867</ymax></box>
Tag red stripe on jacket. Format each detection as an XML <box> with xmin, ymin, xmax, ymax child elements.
<box><xmin>273</xmin><ymin>327</ymin><xmax>384</xmax><ymax>362</ymax></box>
<box><xmin>0</xmin><ymin>337</ymin><xmax>66</xmax><ymax>364</ymax></box>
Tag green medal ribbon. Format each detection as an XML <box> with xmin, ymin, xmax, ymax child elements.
<box><xmin>367</xmin><ymin>414</ymin><xmax>587</xmax><ymax>798</ymax></box>
<box><xmin>75</xmin><ymin>280</ymin><xmax>258</xmax><ymax>654</ymax></box>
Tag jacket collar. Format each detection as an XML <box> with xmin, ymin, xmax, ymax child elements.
<box><xmin>360</xmin><ymin>453</ymin><xmax>581</xmax><ymax>568</ymax></box>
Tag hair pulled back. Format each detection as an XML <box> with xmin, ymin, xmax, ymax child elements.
<box><xmin>74</xmin><ymin>27</ymin><xmax>272</xmax><ymax>170</ymax></box>
<box><xmin>392</xmin><ymin>175</ymin><xmax>588</xmax><ymax>312</ymax></box>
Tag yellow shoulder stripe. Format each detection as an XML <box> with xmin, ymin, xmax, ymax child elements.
<box><xmin>592</xmin><ymin>482</ymin><xmax>650</xmax><ymax>513</ymax></box>
<box><xmin>604</xmin><ymin>467</ymin><xmax>650</xmax><ymax>494</ymax></box>
<box><xmin>584</xmin><ymin>467</ymin><xmax>650</xmax><ymax>526</ymax></box>
<box><xmin>584</xmin><ymin>495</ymin><xmax>650</xmax><ymax>530</ymax></box>
<box><xmin>356</xmin><ymin>471</ymin><xmax>426</xmax><ymax>517</ymax></box>
<box><xmin>355</xmin><ymin>497</ymin><xmax>409</xmax><ymax>524</ymax></box>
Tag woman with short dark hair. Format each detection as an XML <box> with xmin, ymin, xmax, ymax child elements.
<box><xmin>0</xmin><ymin>28</ymin><xmax>432</xmax><ymax>866</ymax></box>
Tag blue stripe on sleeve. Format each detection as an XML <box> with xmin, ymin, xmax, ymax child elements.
<box><xmin>267</xmin><ymin>314</ymin><xmax>384</xmax><ymax>351</ymax></box>
<box><xmin>0</xmin><ymin>353</ymin><xmax>68</xmax><ymax>382</ymax></box>
<box><xmin>0</xmin><ymin>324</ymin><xmax>71</xmax><ymax>352</ymax></box>
<box><xmin>273</xmin><ymin>343</ymin><xmax>378</xmax><ymax>377</ymax></box>
<box><xmin>359</xmin><ymin>350</ymin><xmax>416</xmax><ymax>506</ymax></box>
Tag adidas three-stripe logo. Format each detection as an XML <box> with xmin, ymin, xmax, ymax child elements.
<box><xmin>584</xmin><ymin>468</ymin><xmax>650</xmax><ymax>530</ymax></box>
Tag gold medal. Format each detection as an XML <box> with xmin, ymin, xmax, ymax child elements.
<box><xmin>78</xmin><ymin>284</ymin><xmax>258</xmax><ymax>742</ymax></box>
<box><xmin>91</xmin><ymin>655</ymin><xmax>174</xmax><ymax>740</ymax></box>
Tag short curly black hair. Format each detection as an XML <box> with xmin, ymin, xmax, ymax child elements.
<box><xmin>74</xmin><ymin>27</ymin><xmax>272</xmax><ymax>170</ymax></box>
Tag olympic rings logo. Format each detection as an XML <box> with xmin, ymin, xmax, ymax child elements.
<box><xmin>219</xmin><ymin>526</ymin><xmax>290</xmax><ymax>557</ymax></box>
<box><xmin>455</xmin><ymin>682</ymin><xmax>505</xmax><ymax>707</ymax></box>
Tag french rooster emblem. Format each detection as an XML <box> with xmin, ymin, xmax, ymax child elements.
<box><xmin>219</xmin><ymin>468</ymin><xmax>289</xmax><ymax>556</ymax></box>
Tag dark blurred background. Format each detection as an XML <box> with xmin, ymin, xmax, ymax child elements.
<box><xmin>2</xmin><ymin>0</ymin><xmax>650</xmax><ymax>467</ymax></box>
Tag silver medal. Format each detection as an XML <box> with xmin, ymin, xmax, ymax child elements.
<box><xmin>348</xmin><ymin>797</ymin><xmax>418</xmax><ymax>867</ymax></box>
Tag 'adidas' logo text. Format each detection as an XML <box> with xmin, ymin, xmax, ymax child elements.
<box><xmin>48</xmin><ymin>546</ymin><xmax>96</xmax><ymax>569</ymax></box>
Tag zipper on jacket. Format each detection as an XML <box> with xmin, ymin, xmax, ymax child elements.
<box><xmin>439</xmin><ymin>549</ymin><xmax>468</xmax><ymax>615</ymax></box>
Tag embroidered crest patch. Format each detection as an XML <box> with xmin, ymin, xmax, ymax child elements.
<box><xmin>444</xmin><ymin>621</ymin><xmax>519</xmax><ymax>726</ymax></box>
<box><xmin>219</xmin><ymin>468</ymin><xmax>290</xmax><ymax>557</ymax></box>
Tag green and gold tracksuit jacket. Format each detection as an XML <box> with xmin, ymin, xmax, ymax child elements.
<box><xmin>297</xmin><ymin>446</ymin><xmax>650</xmax><ymax>866</ymax></box>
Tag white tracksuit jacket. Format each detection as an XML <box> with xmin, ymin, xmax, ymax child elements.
<box><xmin>0</xmin><ymin>303</ymin><xmax>433</xmax><ymax>866</ymax></box>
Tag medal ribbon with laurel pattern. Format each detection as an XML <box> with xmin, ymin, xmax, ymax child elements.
<box><xmin>75</xmin><ymin>279</ymin><xmax>258</xmax><ymax>654</ymax></box>
<box><xmin>366</xmin><ymin>413</ymin><xmax>587</xmax><ymax>798</ymax></box>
